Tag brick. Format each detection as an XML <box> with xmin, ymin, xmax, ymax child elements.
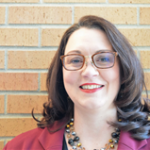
<box><xmin>40</xmin><ymin>73</ymin><xmax>47</xmax><ymax>91</ymax></box>
<box><xmin>0</xmin><ymin>7</ymin><xmax>5</xmax><ymax>24</ymax></box>
<box><xmin>7</xmin><ymin>95</ymin><xmax>47</xmax><ymax>114</ymax></box>
<box><xmin>44</xmin><ymin>0</ymin><xmax>105</xmax><ymax>2</ymax></box>
<box><xmin>0</xmin><ymin>141</ymin><xmax>4</xmax><ymax>150</ymax></box>
<box><xmin>0</xmin><ymin>73</ymin><xmax>38</xmax><ymax>91</ymax></box>
<box><xmin>0</xmin><ymin>95</ymin><xmax>4</xmax><ymax>114</ymax></box>
<box><xmin>109</xmin><ymin>0</ymin><xmax>150</xmax><ymax>3</ymax></box>
<box><xmin>42</xmin><ymin>28</ymin><xmax>66</xmax><ymax>46</ymax></box>
<box><xmin>140</xmin><ymin>8</ymin><xmax>150</xmax><ymax>25</ymax></box>
<box><xmin>0</xmin><ymin>28</ymin><xmax>38</xmax><ymax>46</ymax></box>
<box><xmin>75</xmin><ymin>7</ymin><xmax>137</xmax><ymax>24</ymax></box>
<box><xmin>0</xmin><ymin>118</ymin><xmax>37</xmax><ymax>136</ymax></box>
<box><xmin>8</xmin><ymin>51</ymin><xmax>56</xmax><ymax>69</ymax></box>
<box><xmin>0</xmin><ymin>51</ymin><xmax>4</xmax><ymax>69</ymax></box>
<box><xmin>120</xmin><ymin>29</ymin><xmax>150</xmax><ymax>46</ymax></box>
<box><xmin>9</xmin><ymin>7</ymin><xmax>72</xmax><ymax>24</ymax></box>
<box><xmin>144</xmin><ymin>72</ymin><xmax>150</xmax><ymax>91</ymax></box>
<box><xmin>0</xmin><ymin>0</ymin><xmax>39</xmax><ymax>2</ymax></box>
<box><xmin>140</xmin><ymin>51</ymin><xmax>150</xmax><ymax>69</ymax></box>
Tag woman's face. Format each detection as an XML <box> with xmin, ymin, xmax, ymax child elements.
<box><xmin>63</xmin><ymin>28</ymin><xmax>120</xmax><ymax>110</ymax></box>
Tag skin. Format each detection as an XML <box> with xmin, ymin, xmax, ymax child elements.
<box><xmin>63</xmin><ymin>28</ymin><xmax>120</xmax><ymax>150</ymax></box>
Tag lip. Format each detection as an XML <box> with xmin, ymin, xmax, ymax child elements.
<box><xmin>79</xmin><ymin>83</ymin><xmax>104</xmax><ymax>93</ymax></box>
<box><xmin>80</xmin><ymin>83</ymin><xmax>102</xmax><ymax>86</ymax></box>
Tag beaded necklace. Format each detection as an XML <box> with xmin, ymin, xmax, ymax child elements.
<box><xmin>65</xmin><ymin>118</ymin><xmax>120</xmax><ymax>150</ymax></box>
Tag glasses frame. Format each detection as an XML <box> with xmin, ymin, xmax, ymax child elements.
<box><xmin>60</xmin><ymin>50</ymin><xmax>118</xmax><ymax>71</ymax></box>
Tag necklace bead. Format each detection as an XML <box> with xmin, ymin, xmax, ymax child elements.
<box><xmin>72</xmin><ymin>131</ymin><xmax>76</xmax><ymax>136</ymax></box>
<box><xmin>66</xmin><ymin>129</ymin><xmax>70</xmax><ymax>133</ymax></box>
<box><xmin>73</xmin><ymin>136</ymin><xmax>80</xmax><ymax>142</ymax></box>
<box><xmin>68</xmin><ymin>138</ymin><xmax>74</xmax><ymax>146</ymax></box>
<box><xmin>72</xmin><ymin>145</ymin><xmax>77</xmax><ymax>149</ymax></box>
<box><xmin>66</xmin><ymin>118</ymin><xmax>120</xmax><ymax>150</ymax></box>
<box><xmin>111</xmin><ymin>132</ymin><xmax>119</xmax><ymax>138</ymax></box>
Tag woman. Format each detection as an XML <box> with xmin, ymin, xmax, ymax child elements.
<box><xmin>3</xmin><ymin>15</ymin><xmax>150</xmax><ymax>150</ymax></box>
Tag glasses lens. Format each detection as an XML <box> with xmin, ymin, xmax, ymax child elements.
<box><xmin>63</xmin><ymin>55</ymin><xmax>83</xmax><ymax>70</ymax></box>
<box><xmin>93</xmin><ymin>52</ymin><xmax>115</xmax><ymax>68</ymax></box>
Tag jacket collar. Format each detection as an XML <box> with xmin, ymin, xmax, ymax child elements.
<box><xmin>38</xmin><ymin>122</ymin><xmax>147</xmax><ymax>150</ymax></box>
<box><xmin>38</xmin><ymin>121</ymin><xmax>65</xmax><ymax>150</ymax></box>
<box><xmin>118</xmin><ymin>131</ymin><xmax>147</xmax><ymax>150</ymax></box>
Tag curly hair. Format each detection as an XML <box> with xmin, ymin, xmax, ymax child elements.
<box><xmin>32</xmin><ymin>15</ymin><xmax>150</xmax><ymax>140</ymax></box>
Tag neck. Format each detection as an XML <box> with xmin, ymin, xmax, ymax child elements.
<box><xmin>74</xmin><ymin>103</ymin><xmax>117</xmax><ymax>131</ymax></box>
<box><xmin>66</xmin><ymin>105</ymin><xmax>118</xmax><ymax>150</ymax></box>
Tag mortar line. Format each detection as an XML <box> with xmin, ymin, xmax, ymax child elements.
<box><xmin>137</xmin><ymin>49</ymin><xmax>140</xmax><ymax>60</ymax></box>
<box><xmin>1</xmin><ymin>24</ymin><xmax>150</xmax><ymax>28</ymax></box>
<box><xmin>0</xmin><ymin>24</ymin><xmax>71</xmax><ymax>27</ymax></box>
<box><xmin>0</xmin><ymin>114</ymin><xmax>42</xmax><ymax>117</ymax></box>
<box><xmin>0</xmin><ymin>47</ymin><xmax>58</xmax><ymax>50</ymax></box>
<box><xmin>0</xmin><ymin>137</ymin><xmax>15</xmax><ymax>140</ymax></box>
<box><xmin>0</xmin><ymin>91</ymin><xmax>48</xmax><ymax>94</ymax></box>
<box><xmin>0</xmin><ymin>69</ymin><xmax>48</xmax><ymax>72</ymax></box>
<box><xmin>0</xmin><ymin>3</ymin><xmax>150</xmax><ymax>6</ymax></box>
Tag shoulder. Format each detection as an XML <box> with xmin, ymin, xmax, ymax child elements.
<box><xmin>118</xmin><ymin>131</ymin><xmax>150</xmax><ymax>150</ymax></box>
<box><xmin>3</xmin><ymin>127</ymin><xmax>45</xmax><ymax>150</ymax></box>
<box><xmin>3</xmin><ymin>125</ymin><xmax>65</xmax><ymax>150</ymax></box>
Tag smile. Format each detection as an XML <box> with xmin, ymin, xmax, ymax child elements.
<box><xmin>80</xmin><ymin>85</ymin><xmax>103</xmax><ymax>89</ymax></box>
<box><xmin>79</xmin><ymin>84</ymin><xmax>104</xmax><ymax>93</ymax></box>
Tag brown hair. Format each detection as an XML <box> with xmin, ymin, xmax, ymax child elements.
<box><xmin>32</xmin><ymin>15</ymin><xmax>150</xmax><ymax>140</ymax></box>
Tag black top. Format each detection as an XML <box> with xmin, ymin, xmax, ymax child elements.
<box><xmin>62</xmin><ymin>135</ymin><xmax>68</xmax><ymax>150</ymax></box>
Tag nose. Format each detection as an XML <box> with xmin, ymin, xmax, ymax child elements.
<box><xmin>81</xmin><ymin>57</ymin><xmax>99</xmax><ymax>78</ymax></box>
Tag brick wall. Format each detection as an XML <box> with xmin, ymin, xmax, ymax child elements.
<box><xmin>0</xmin><ymin>0</ymin><xmax>150</xmax><ymax>149</ymax></box>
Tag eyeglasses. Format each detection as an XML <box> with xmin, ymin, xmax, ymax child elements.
<box><xmin>60</xmin><ymin>50</ymin><xmax>118</xmax><ymax>71</ymax></box>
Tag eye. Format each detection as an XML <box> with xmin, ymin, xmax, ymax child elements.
<box><xmin>70</xmin><ymin>58</ymin><xmax>83</xmax><ymax>63</ymax></box>
<box><xmin>96</xmin><ymin>56</ymin><xmax>111</xmax><ymax>63</ymax></box>
<box><xmin>65</xmin><ymin>55</ymin><xmax>83</xmax><ymax>65</ymax></box>
<box><xmin>99</xmin><ymin>57</ymin><xmax>110</xmax><ymax>62</ymax></box>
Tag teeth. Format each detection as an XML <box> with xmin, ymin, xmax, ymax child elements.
<box><xmin>81</xmin><ymin>85</ymin><xmax>103</xmax><ymax>89</ymax></box>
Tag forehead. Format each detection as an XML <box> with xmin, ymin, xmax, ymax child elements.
<box><xmin>64</xmin><ymin>27</ymin><xmax>113</xmax><ymax>55</ymax></box>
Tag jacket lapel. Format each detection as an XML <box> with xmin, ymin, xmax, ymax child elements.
<box><xmin>38</xmin><ymin>121</ymin><xmax>65</xmax><ymax>150</ymax></box>
<box><xmin>118</xmin><ymin>131</ymin><xmax>147</xmax><ymax>150</ymax></box>
<box><xmin>38</xmin><ymin>122</ymin><xmax>147</xmax><ymax>150</ymax></box>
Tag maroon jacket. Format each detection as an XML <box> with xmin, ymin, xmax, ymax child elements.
<box><xmin>3</xmin><ymin>125</ymin><xmax>150</xmax><ymax>150</ymax></box>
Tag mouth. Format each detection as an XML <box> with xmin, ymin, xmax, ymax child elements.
<box><xmin>80</xmin><ymin>85</ymin><xmax>104</xmax><ymax>89</ymax></box>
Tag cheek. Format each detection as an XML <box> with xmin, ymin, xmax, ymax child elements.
<box><xmin>63</xmin><ymin>69</ymin><xmax>77</xmax><ymax>90</ymax></box>
<box><xmin>100</xmin><ymin>66</ymin><xmax>120</xmax><ymax>86</ymax></box>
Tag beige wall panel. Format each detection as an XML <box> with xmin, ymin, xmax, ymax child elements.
<box><xmin>7</xmin><ymin>95</ymin><xmax>47</xmax><ymax>114</ymax></box>
<box><xmin>120</xmin><ymin>29</ymin><xmax>150</xmax><ymax>46</ymax></box>
<box><xmin>44</xmin><ymin>0</ymin><xmax>105</xmax><ymax>2</ymax></box>
<box><xmin>42</xmin><ymin>28</ymin><xmax>66</xmax><ymax>46</ymax></box>
<box><xmin>0</xmin><ymin>51</ymin><xmax>4</xmax><ymax>69</ymax></box>
<box><xmin>9</xmin><ymin>7</ymin><xmax>72</xmax><ymax>24</ymax></box>
<box><xmin>109</xmin><ymin>0</ymin><xmax>150</xmax><ymax>3</ymax></box>
<box><xmin>0</xmin><ymin>28</ymin><xmax>38</xmax><ymax>46</ymax></box>
<box><xmin>75</xmin><ymin>7</ymin><xmax>137</xmax><ymax>24</ymax></box>
<box><xmin>0</xmin><ymin>7</ymin><xmax>5</xmax><ymax>24</ymax></box>
<box><xmin>0</xmin><ymin>118</ymin><xmax>37</xmax><ymax>136</ymax></box>
<box><xmin>0</xmin><ymin>73</ymin><xmax>38</xmax><ymax>91</ymax></box>
<box><xmin>8</xmin><ymin>51</ymin><xmax>56</xmax><ymax>69</ymax></box>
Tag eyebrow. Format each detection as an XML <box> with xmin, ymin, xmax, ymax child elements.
<box><xmin>67</xmin><ymin>50</ymin><xmax>81</xmax><ymax>54</ymax></box>
<box><xmin>67</xmin><ymin>49</ymin><xmax>112</xmax><ymax>55</ymax></box>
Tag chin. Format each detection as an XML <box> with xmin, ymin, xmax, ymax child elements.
<box><xmin>80</xmin><ymin>100</ymin><xmax>106</xmax><ymax>110</ymax></box>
